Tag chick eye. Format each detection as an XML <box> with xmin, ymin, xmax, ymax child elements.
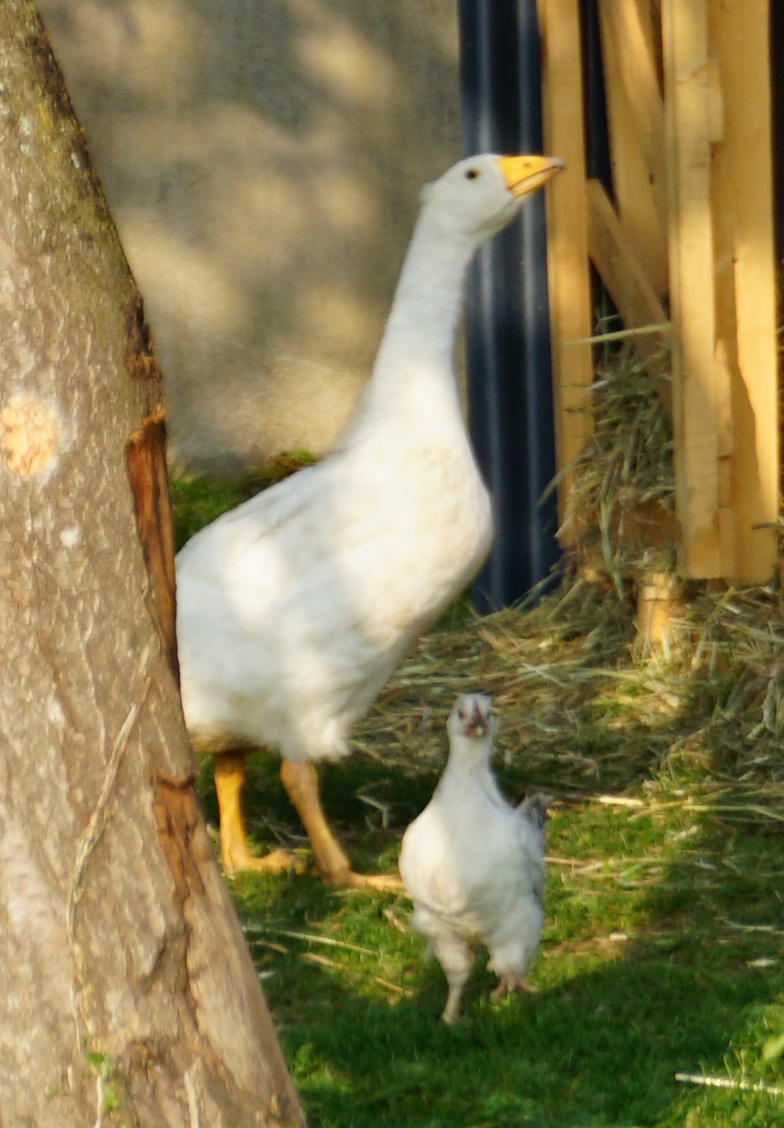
<box><xmin>464</xmin><ymin>168</ymin><xmax>479</xmax><ymax>180</ymax></box>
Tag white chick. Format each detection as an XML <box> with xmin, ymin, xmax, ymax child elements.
<box><xmin>399</xmin><ymin>694</ymin><xmax>550</xmax><ymax>1023</ymax></box>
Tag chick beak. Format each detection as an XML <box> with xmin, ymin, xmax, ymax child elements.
<box><xmin>465</xmin><ymin>704</ymin><xmax>488</xmax><ymax>738</ymax></box>
<box><xmin>497</xmin><ymin>154</ymin><xmax>565</xmax><ymax>197</ymax></box>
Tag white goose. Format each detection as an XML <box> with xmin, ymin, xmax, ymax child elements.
<box><xmin>176</xmin><ymin>153</ymin><xmax>563</xmax><ymax>887</ymax></box>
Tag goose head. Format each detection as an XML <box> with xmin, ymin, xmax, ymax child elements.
<box><xmin>421</xmin><ymin>153</ymin><xmax>564</xmax><ymax>245</ymax></box>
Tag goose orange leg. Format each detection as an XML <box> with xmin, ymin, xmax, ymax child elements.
<box><xmin>213</xmin><ymin>753</ymin><xmax>300</xmax><ymax>875</ymax></box>
<box><xmin>279</xmin><ymin>760</ymin><xmax>402</xmax><ymax>892</ymax></box>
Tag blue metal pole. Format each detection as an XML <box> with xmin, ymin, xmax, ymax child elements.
<box><xmin>459</xmin><ymin>0</ymin><xmax>560</xmax><ymax>613</ymax></box>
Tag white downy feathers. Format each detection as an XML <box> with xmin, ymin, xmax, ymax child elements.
<box><xmin>399</xmin><ymin>694</ymin><xmax>551</xmax><ymax>1023</ymax></box>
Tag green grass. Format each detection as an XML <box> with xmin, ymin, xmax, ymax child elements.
<box><xmin>196</xmin><ymin>750</ymin><xmax>783</xmax><ymax>1128</ymax></box>
<box><xmin>169</xmin><ymin>450</ymin><xmax>315</xmax><ymax>551</ymax></box>
<box><xmin>178</xmin><ymin>471</ymin><xmax>784</xmax><ymax>1127</ymax></box>
<box><xmin>196</xmin><ymin>744</ymin><xmax>784</xmax><ymax>1123</ymax></box>
<box><xmin>196</xmin><ymin>748</ymin><xmax>784</xmax><ymax>1128</ymax></box>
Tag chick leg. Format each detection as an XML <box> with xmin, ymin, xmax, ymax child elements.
<box><xmin>433</xmin><ymin>938</ymin><xmax>473</xmax><ymax>1025</ymax></box>
<box><xmin>279</xmin><ymin>760</ymin><xmax>402</xmax><ymax>892</ymax></box>
<box><xmin>213</xmin><ymin>753</ymin><xmax>300</xmax><ymax>875</ymax></box>
<box><xmin>441</xmin><ymin>984</ymin><xmax>466</xmax><ymax>1026</ymax></box>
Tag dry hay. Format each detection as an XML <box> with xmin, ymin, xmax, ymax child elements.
<box><xmin>354</xmin><ymin>344</ymin><xmax>784</xmax><ymax>828</ymax></box>
<box><xmin>555</xmin><ymin>342</ymin><xmax>676</xmax><ymax>589</ymax></box>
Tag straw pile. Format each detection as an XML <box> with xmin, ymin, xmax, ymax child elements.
<box><xmin>554</xmin><ymin>344</ymin><xmax>676</xmax><ymax>589</ymax></box>
<box><xmin>354</xmin><ymin>346</ymin><xmax>784</xmax><ymax>829</ymax></box>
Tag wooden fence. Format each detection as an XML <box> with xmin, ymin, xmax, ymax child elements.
<box><xmin>538</xmin><ymin>0</ymin><xmax>779</xmax><ymax>582</ymax></box>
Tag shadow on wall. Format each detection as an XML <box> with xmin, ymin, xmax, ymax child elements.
<box><xmin>38</xmin><ymin>0</ymin><xmax>461</xmax><ymax>470</ymax></box>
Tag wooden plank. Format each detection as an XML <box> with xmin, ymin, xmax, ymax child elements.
<box><xmin>634</xmin><ymin>0</ymin><xmax>656</xmax><ymax>47</ymax></box>
<box><xmin>585</xmin><ymin>180</ymin><xmax>671</xmax><ymax>415</ymax></box>
<box><xmin>621</xmin><ymin>0</ymin><xmax>666</xmax><ymax>181</ymax></box>
<box><xmin>597</xmin><ymin>0</ymin><xmax>668</xmax><ymax>292</ymax></box>
<box><xmin>662</xmin><ymin>0</ymin><xmax>721</xmax><ymax>578</ymax></box>
<box><xmin>598</xmin><ymin>0</ymin><xmax>667</xmax><ymax>214</ymax></box>
<box><xmin>641</xmin><ymin>0</ymin><xmax>664</xmax><ymax>86</ymax></box>
<box><xmin>713</xmin><ymin>340</ymin><xmax>734</xmax><ymax>462</ymax></box>
<box><xmin>715</xmin><ymin>342</ymin><xmax>736</xmax><ymax>576</ymax></box>
<box><xmin>538</xmin><ymin>0</ymin><xmax>594</xmax><ymax>528</ymax></box>
<box><xmin>709</xmin><ymin>0</ymin><xmax>778</xmax><ymax>582</ymax></box>
<box><xmin>717</xmin><ymin>504</ymin><xmax>736</xmax><ymax>577</ymax></box>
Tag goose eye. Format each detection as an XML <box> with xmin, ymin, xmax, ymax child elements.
<box><xmin>464</xmin><ymin>168</ymin><xmax>479</xmax><ymax>180</ymax></box>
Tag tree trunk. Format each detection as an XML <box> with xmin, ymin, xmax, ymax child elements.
<box><xmin>0</xmin><ymin>4</ymin><xmax>304</xmax><ymax>1125</ymax></box>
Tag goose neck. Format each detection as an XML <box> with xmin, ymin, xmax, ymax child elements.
<box><xmin>372</xmin><ymin>213</ymin><xmax>475</xmax><ymax>375</ymax></box>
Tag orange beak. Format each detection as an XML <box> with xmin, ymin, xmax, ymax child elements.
<box><xmin>496</xmin><ymin>154</ymin><xmax>565</xmax><ymax>197</ymax></box>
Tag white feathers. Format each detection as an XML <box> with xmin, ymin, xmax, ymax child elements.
<box><xmin>399</xmin><ymin>694</ymin><xmax>550</xmax><ymax>1023</ymax></box>
<box><xmin>175</xmin><ymin>155</ymin><xmax>542</xmax><ymax>766</ymax></box>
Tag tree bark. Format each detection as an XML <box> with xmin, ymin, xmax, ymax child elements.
<box><xmin>0</xmin><ymin>4</ymin><xmax>304</xmax><ymax>1125</ymax></box>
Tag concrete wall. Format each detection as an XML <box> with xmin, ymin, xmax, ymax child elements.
<box><xmin>38</xmin><ymin>0</ymin><xmax>460</xmax><ymax>471</ymax></box>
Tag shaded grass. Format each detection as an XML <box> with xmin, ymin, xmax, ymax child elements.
<box><xmin>209</xmin><ymin>749</ymin><xmax>784</xmax><ymax>1128</ymax></box>
<box><xmin>189</xmin><ymin>582</ymin><xmax>784</xmax><ymax>1127</ymax></box>
<box><xmin>176</xmin><ymin>369</ymin><xmax>784</xmax><ymax>1125</ymax></box>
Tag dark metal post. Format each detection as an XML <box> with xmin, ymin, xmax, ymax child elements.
<box><xmin>459</xmin><ymin>0</ymin><xmax>560</xmax><ymax>613</ymax></box>
<box><xmin>582</xmin><ymin>0</ymin><xmax>613</xmax><ymax>187</ymax></box>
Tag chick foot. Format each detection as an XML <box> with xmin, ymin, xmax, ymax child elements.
<box><xmin>490</xmin><ymin>973</ymin><xmax>538</xmax><ymax>1002</ymax></box>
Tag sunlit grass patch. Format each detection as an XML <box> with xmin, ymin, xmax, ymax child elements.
<box><xmin>177</xmin><ymin>352</ymin><xmax>784</xmax><ymax>1125</ymax></box>
<box><xmin>182</xmin><ymin>532</ymin><xmax>784</xmax><ymax>1126</ymax></box>
<box><xmin>196</xmin><ymin>719</ymin><xmax>784</xmax><ymax>1128</ymax></box>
